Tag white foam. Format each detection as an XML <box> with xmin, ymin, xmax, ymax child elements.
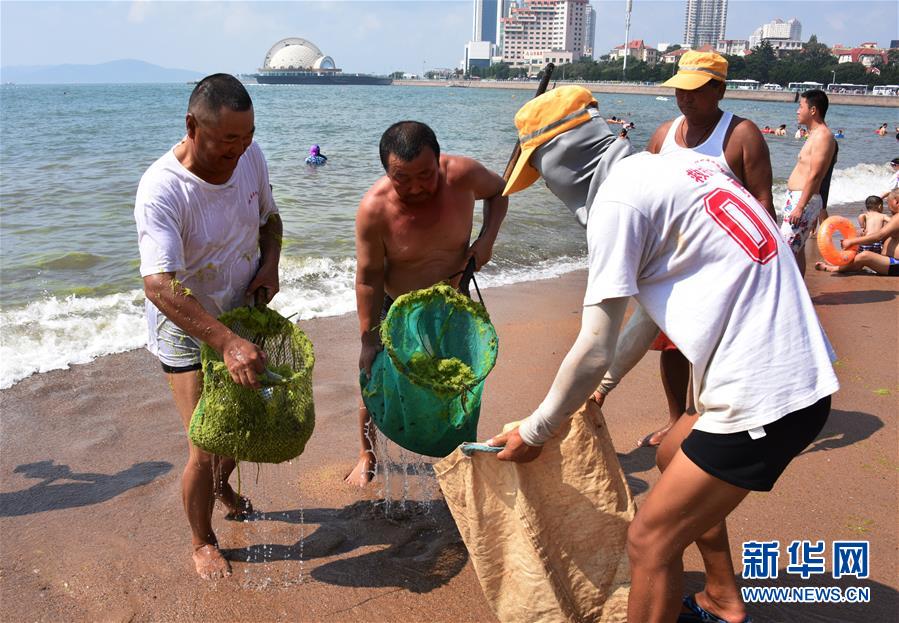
<box><xmin>0</xmin><ymin>290</ymin><xmax>147</xmax><ymax>389</ymax></box>
<box><xmin>0</xmin><ymin>254</ymin><xmax>592</xmax><ymax>390</ymax></box>
<box><xmin>268</xmin><ymin>256</ymin><xmax>357</xmax><ymax>321</ymax></box>
<box><xmin>477</xmin><ymin>256</ymin><xmax>588</xmax><ymax>288</ymax></box>
<box><xmin>773</xmin><ymin>162</ymin><xmax>891</xmax><ymax>213</ymax></box>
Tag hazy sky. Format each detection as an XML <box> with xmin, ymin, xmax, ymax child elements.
<box><xmin>1</xmin><ymin>1</ymin><xmax>896</xmax><ymax>75</ymax></box>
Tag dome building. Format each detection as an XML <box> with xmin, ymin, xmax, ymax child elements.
<box><xmin>254</xmin><ymin>37</ymin><xmax>391</xmax><ymax>85</ymax></box>
<box><xmin>262</xmin><ymin>38</ymin><xmax>337</xmax><ymax>72</ymax></box>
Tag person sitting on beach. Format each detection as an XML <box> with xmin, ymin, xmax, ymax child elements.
<box><xmin>775</xmin><ymin>124</ymin><xmax>787</xmax><ymax>136</ymax></box>
<box><xmin>596</xmin><ymin>51</ymin><xmax>775</xmax><ymax>449</ymax></box>
<box><xmin>305</xmin><ymin>144</ymin><xmax>327</xmax><ymax>166</ymax></box>
<box><xmin>857</xmin><ymin>195</ymin><xmax>889</xmax><ymax>253</ymax></box>
<box><xmin>491</xmin><ymin>85</ymin><xmax>837</xmax><ymax>623</ymax></box>
<box><xmin>817</xmin><ymin>190</ymin><xmax>899</xmax><ymax>276</ymax></box>
<box><xmin>134</xmin><ymin>74</ymin><xmax>282</xmax><ymax>579</ymax></box>
<box><xmin>781</xmin><ymin>89</ymin><xmax>838</xmax><ymax>277</ymax></box>
<box><xmin>348</xmin><ymin>121</ymin><xmax>508</xmax><ymax>486</ymax></box>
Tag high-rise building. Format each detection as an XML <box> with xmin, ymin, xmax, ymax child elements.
<box><xmin>473</xmin><ymin>0</ymin><xmax>512</xmax><ymax>50</ymax></box>
<box><xmin>748</xmin><ymin>18</ymin><xmax>802</xmax><ymax>54</ymax></box>
<box><xmin>683</xmin><ymin>0</ymin><xmax>727</xmax><ymax>49</ymax></box>
<box><xmin>584</xmin><ymin>3</ymin><xmax>596</xmax><ymax>58</ymax></box>
<box><xmin>501</xmin><ymin>0</ymin><xmax>591</xmax><ymax>70</ymax></box>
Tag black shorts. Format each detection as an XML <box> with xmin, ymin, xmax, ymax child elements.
<box><xmin>888</xmin><ymin>257</ymin><xmax>899</xmax><ymax>276</ymax></box>
<box><xmin>160</xmin><ymin>361</ymin><xmax>202</xmax><ymax>374</ymax></box>
<box><xmin>681</xmin><ymin>395</ymin><xmax>831</xmax><ymax>492</ymax></box>
<box><xmin>380</xmin><ymin>295</ymin><xmax>395</xmax><ymax>322</ymax></box>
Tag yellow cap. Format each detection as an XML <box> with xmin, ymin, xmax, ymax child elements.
<box><xmin>503</xmin><ymin>86</ymin><xmax>597</xmax><ymax>196</ymax></box>
<box><xmin>661</xmin><ymin>50</ymin><xmax>728</xmax><ymax>90</ymax></box>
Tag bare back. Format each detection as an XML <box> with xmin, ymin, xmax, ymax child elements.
<box><xmin>860</xmin><ymin>211</ymin><xmax>890</xmax><ymax>237</ymax></box>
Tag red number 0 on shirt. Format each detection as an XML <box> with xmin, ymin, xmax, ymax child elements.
<box><xmin>704</xmin><ymin>188</ymin><xmax>778</xmax><ymax>264</ymax></box>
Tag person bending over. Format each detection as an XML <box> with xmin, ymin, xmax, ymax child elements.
<box><xmin>348</xmin><ymin>121</ymin><xmax>508</xmax><ymax>486</ymax></box>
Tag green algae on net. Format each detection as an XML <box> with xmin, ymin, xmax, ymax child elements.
<box><xmin>188</xmin><ymin>306</ymin><xmax>316</xmax><ymax>464</ymax></box>
<box><xmin>380</xmin><ymin>283</ymin><xmax>497</xmax><ymax>395</ymax></box>
<box><xmin>406</xmin><ymin>351</ymin><xmax>477</xmax><ymax>395</ymax></box>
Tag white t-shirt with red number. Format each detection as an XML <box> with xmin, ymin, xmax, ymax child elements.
<box><xmin>584</xmin><ymin>150</ymin><xmax>838</xmax><ymax>434</ymax></box>
<box><xmin>134</xmin><ymin>141</ymin><xmax>278</xmax><ymax>357</ymax></box>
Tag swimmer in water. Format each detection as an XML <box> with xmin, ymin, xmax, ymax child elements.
<box><xmin>305</xmin><ymin>144</ymin><xmax>328</xmax><ymax>166</ymax></box>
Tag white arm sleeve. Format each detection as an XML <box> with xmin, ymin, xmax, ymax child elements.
<box><xmin>518</xmin><ymin>297</ymin><xmax>629</xmax><ymax>446</ymax></box>
<box><xmin>597</xmin><ymin>304</ymin><xmax>661</xmax><ymax>395</ymax></box>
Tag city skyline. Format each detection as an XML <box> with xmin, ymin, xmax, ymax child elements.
<box><xmin>1</xmin><ymin>1</ymin><xmax>896</xmax><ymax>77</ymax></box>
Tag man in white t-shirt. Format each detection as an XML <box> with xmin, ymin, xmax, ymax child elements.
<box><xmin>134</xmin><ymin>74</ymin><xmax>282</xmax><ymax>580</ymax></box>
<box><xmin>490</xmin><ymin>87</ymin><xmax>837</xmax><ymax>623</ymax></box>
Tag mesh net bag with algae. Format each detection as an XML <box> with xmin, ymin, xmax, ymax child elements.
<box><xmin>361</xmin><ymin>284</ymin><xmax>498</xmax><ymax>457</ymax></box>
<box><xmin>189</xmin><ymin>306</ymin><xmax>315</xmax><ymax>463</ymax></box>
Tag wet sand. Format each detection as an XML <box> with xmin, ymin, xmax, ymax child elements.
<box><xmin>1</xmin><ymin>246</ymin><xmax>897</xmax><ymax>622</ymax></box>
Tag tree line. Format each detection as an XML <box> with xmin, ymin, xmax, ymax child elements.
<box><xmin>455</xmin><ymin>37</ymin><xmax>899</xmax><ymax>87</ymax></box>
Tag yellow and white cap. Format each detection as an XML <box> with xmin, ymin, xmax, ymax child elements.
<box><xmin>661</xmin><ymin>51</ymin><xmax>728</xmax><ymax>90</ymax></box>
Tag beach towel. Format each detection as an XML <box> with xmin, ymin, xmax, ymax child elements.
<box><xmin>361</xmin><ymin>284</ymin><xmax>498</xmax><ymax>458</ymax></box>
<box><xmin>435</xmin><ymin>401</ymin><xmax>633</xmax><ymax>623</ymax></box>
<box><xmin>189</xmin><ymin>306</ymin><xmax>315</xmax><ymax>463</ymax></box>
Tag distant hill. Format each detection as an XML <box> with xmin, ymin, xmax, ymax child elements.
<box><xmin>0</xmin><ymin>59</ymin><xmax>205</xmax><ymax>84</ymax></box>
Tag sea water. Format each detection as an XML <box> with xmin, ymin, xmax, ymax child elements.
<box><xmin>0</xmin><ymin>83</ymin><xmax>894</xmax><ymax>388</ymax></box>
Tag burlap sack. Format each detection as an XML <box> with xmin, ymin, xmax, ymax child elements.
<box><xmin>434</xmin><ymin>401</ymin><xmax>634</xmax><ymax>623</ymax></box>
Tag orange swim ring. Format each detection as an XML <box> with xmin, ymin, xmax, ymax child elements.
<box><xmin>817</xmin><ymin>216</ymin><xmax>858</xmax><ymax>266</ymax></box>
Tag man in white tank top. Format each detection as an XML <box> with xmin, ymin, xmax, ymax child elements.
<box><xmin>649</xmin><ymin>51</ymin><xmax>774</xmax><ymax>218</ymax></box>
<box><xmin>595</xmin><ymin>52</ymin><xmax>775</xmax><ymax>453</ymax></box>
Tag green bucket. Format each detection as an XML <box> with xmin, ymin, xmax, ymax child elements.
<box><xmin>361</xmin><ymin>284</ymin><xmax>498</xmax><ymax>457</ymax></box>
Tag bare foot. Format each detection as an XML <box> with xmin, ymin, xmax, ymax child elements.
<box><xmin>192</xmin><ymin>544</ymin><xmax>231</xmax><ymax>580</ymax></box>
<box><xmin>636</xmin><ymin>424</ymin><xmax>673</xmax><ymax>448</ymax></box>
<box><xmin>815</xmin><ymin>261</ymin><xmax>836</xmax><ymax>273</ymax></box>
<box><xmin>217</xmin><ymin>484</ymin><xmax>253</xmax><ymax>521</ymax></box>
<box><xmin>344</xmin><ymin>451</ymin><xmax>376</xmax><ymax>487</ymax></box>
<box><xmin>590</xmin><ymin>390</ymin><xmax>606</xmax><ymax>408</ymax></box>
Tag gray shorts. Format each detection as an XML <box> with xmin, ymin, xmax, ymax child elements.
<box><xmin>154</xmin><ymin>315</ymin><xmax>202</xmax><ymax>373</ymax></box>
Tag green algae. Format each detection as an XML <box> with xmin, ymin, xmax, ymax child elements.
<box><xmin>170</xmin><ymin>277</ymin><xmax>193</xmax><ymax>298</ymax></box>
<box><xmin>360</xmin><ymin>282</ymin><xmax>498</xmax><ymax>456</ymax></box>
<box><xmin>406</xmin><ymin>351</ymin><xmax>477</xmax><ymax>395</ymax></box>
<box><xmin>188</xmin><ymin>306</ymin><xmax>315</xmax><ymax>464</ymax></box>
<box><xmin>380</xmin><ymin>283</ymin><xmax>495</xmax><ymax>389</ymax></box>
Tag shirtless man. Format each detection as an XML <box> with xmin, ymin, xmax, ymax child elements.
<box><xmin>347</xmin><ymin>120</ymin><xmax>508</xmax><ymax>485</ymax></box>
<box><xmin>817</xmin><ymin>189</ymin><xmax>899</xmax><ymax>276</ymax></box>
<box><xmin>595</xmin><ymin>51</ymin><xmax>774</xmax><ymax>448</ymax></box>
<box><xmin>782</xmin><ymin>89</ymin><xmax>837</xmax><ymax>276</ymax></box>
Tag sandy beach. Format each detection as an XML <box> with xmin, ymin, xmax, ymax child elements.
<box><xmin>1</xmin><ymin>243</ymin><xmax>897</xmax><ymax>622</ymax></box>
